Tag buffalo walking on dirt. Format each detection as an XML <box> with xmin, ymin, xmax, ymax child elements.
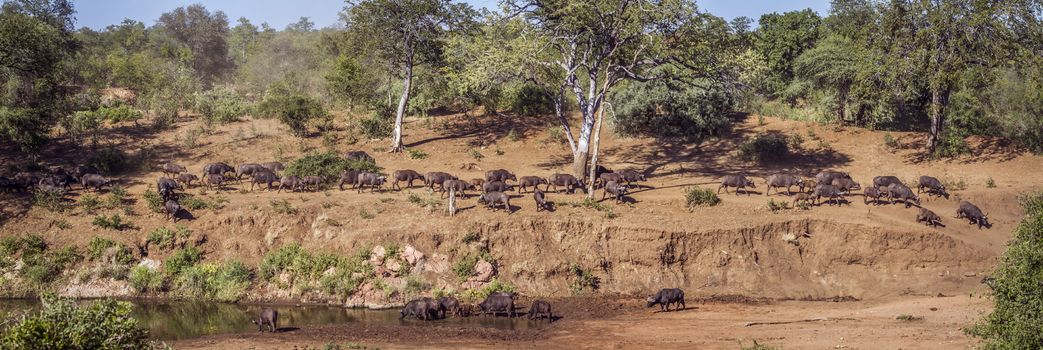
<box><xmin>955</xmin><ymin>201</ymin><xmax>991</xmax><ymax>229</ymax></box>
<box><xmin>718</xmin><ymin>175</ymin><xmax>755</xmax><ymax>196</ymax></box>
<box><xmin>647</xmin><ymin>288</ymin><xmax>685</xmax><ymax>312</ymax></box>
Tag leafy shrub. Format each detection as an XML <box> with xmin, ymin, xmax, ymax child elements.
<box><xmin>103</xmin><ymin>185</ymin><xmax>128</xmax><ymax>209</ymax></box>
<box><xmin>258</xmin><ymin>244</ymin><xmax>370</xmax><ymax>296</ymax></box>
<box><xmin>568</xmin><ymin>263</ymin><xmax>601</xmax><ymax>295</ymax></box>
<box><xmin>87</xmin><ymin>147</ymin><xmax>131</xmax><ymax>174</ymax></box>
<box><xmin>8</xmin><ymin>236</ymin><xmax>81</xmax><ymax>285</ymax></box>
<box><xmin>767</xmin><ymin>199</ymin><xmax>789</xmax><ymax>212</ymax></box>
<box><xmin>684</xmin><ymin>187</ymin><xmax>720</xmax><ymax>208</ymax></box>
<box><xmin>407</xmin><ymin>193</ymin><xmax>440</xmax><ymax>209</ymax></box>
<box><xmin>358</xmin><ymin>107</ymin><xmax>393</xmax><ymax>139</ymax></box>
<box><xmin>146</xmin><ymin>226</ymin><xmax>191</xmax><ymax>251</ymax></box>
<box><xmin>452</xmin><ymin>254</ymin><xmax>479</xmax><ymax>281</ymax></box>
<box><xmin>270</xmin><ymin>199</ymin><xmax>297</xmax><ymax>214</ymax></box>
<box><xmin>934</xmin><ymin>128</ymin><xmax>971</xmax><ymax>158</ymax></box>
<box><xmin>883</xmin><ymin>133</ymin><xmax>899</xmax><ymax>149</ymax></box>
<box><xmin>506</xmin><ymin>84</ymin><xmax>555</xmax><ymax>116</ymax></box>
<box><xmin>408</xmin><ymin>149</ymin><xmax>429</xmax><ymax>160</ymax></box>
<box><xmin>0</xmin><ymin>296</ymin><xmax>151</xmax><ymax>349</ymax></box>
<box><xmin>164</xmin><ymin>246</ymin><xmax>202</xmax><ymax>277</ymax></box>
<box><xmin>986</xmin><ymin>177</ymin><xmax>997</xmax><ymax>188</ymax></box>
<box><xmin>32</xmin><ymin>190</ymin><xmax>68</xmax><ymax>212</ymax></box>
<box><xmin>258</xmin><ymin>84</ymin><xmax>328</xmax><ymax>137</ymax></box>
<box><xmin>193</xmin><ymin>87</ymin><xmax>250</xmax><ymax>125</ymax></box>
<box><xmin>967</xmin><ymin>192</ymin><xmax>1043</xmax><ymax>347</ymax></box>
<box><xmin>738</xmin><ymin>133</ymin><xmax>789</xmax><ymax>162</ymax></box>
<box><xmin>142</xmin><ymin>189</ymin><xmax>164</xmax><ymax>213</ymax></box>
<box><xmin>91</xmin><ymin>214</ymin><xmax>132</xmax><ymax>231</ymax></box>
<box><xmin>610</xmin><ymin>79</ymin><xmax>734</xmax><ymax>141</ymax></box>
<box><xmin>284</xmin><ymin>152</ymin><xmax>382</xmax><ymax>182</ymax></box>
<box><xmin>128</xmin><ymin>265</ymin><xmax>164</xmax><ymax>293</ymax></box>
<box><xmin>78</xmin><ymin>194</ymin><xmax>102</xmax><ymax>213</ymax></box>
<box><xmin>86</xmin><ymin>237</ymin><xmax>135</xmax><ymax>265</ymax></box>
<box><xmin>461</xmin><ymin>278</ymin><xmax>515</xmax><ymax>302</ymax></box>
<box><xmin>173</xmin><ymin>260</ymin><xmax>253</xmax><ymax>302</ymax></box>
<box><xmin>95</xmin><ymin>102</ymin><xmax>143</xmax><ymax>124</ymax></box>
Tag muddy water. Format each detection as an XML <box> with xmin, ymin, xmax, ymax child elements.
<box><xmin>0</xmin><ymin>299</ymin><xmax>540</xmax><ymax>340</ymax></box>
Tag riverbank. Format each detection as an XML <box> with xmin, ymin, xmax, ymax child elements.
<box><xmin>171</xmin><ymin>294</ymin><xmax>990</xmax><ymax>349</ymax></box>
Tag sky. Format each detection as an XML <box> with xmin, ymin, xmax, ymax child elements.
<box><xmin>71</xmin><ymin>0</ymin><xmax>831</xmax><ymax>30</ymax></box>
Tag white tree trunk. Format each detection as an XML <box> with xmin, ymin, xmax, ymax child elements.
<box><xmin>390</xmin><ymin>61</ymin><xmax>413</xmax><ymax>153</ymax></box>
<box><xmin>586</xmin><ymin>103</ymin><xmax>607</xmax><ymax>199</ymax></box>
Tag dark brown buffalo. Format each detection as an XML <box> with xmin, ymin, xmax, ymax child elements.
<box><xmin>261</xmin><ymin>162</ymin><xmax>285</xmax><ymax>173</ymax></box>
<box><xmin>75</xmin><ymin>165</ymin><xmax>100</xmax><ymax>180</ymax></box>
<box><xmin>478</xmin><ymin>294</ymin><xmax>516</xmax><ymax>317</ymax></box>
<box><xmin>202</xmin><ymin>162</ymin><xmax>234</xmax><ymax>178</ymax></box>
<box><xmin>483</xmin><ymin>180</ymin><xmax>512</xmax><ymax>193</ymax></box>
<box><xmin>236</xmin><ymin>163</ymin><xmax>267</xmax><ymax>183</ymax></box>
<box><xmin>812</xmin><ymin>184</ymin><xmax>845</xmax><ymax>206</ymax></box>
<box><xmin>250</xmin><ymin>171</ymin><xmax>280</xmax><ymax>191</ymax></box>
<box><xmin>917</xmin><ymin>176</ymin><xmax>948</xmax><ymax>199</ymax></box>
<box><xmin>338</xmin><ymin>170</ymin><xmax>361</xmax><ymax>191</ymax></box>
<box><xmin>831</xmin><ymin>178</ymin><xmax>862</xmax><ymax>194</ymax></box>
<box><xmin>618</xmin><ymin>169</ymin><xmax>647</xmax><ymax>187</ymax></box>
<box><xmin>528</xmin><ymin>300</ymin><xmax>553</xmax><ymax>321</ymax></box>
<box><xmin>886</xmin><ymin>183</ymin><xmax>920</xmax><ymax>207</ymax></box>
<box><xmin>916</xmin><ymin>208</ymin><xmax>942</xmax><ymax>227</ymax></box>
<box><xmin>602</xmin><ymin>181</ymin><xmax>628</xmax><ymax>203</ymax></box>
<box><xmin>517</xmin><ymin>176</ymin><xmax>547</xmax><ymax>193</ymax></box>
<box><xmin>470</xmin><ymin>178</ymin><xmax>485</xmax><ymax>188</ymax></box>
<box><xmin>955</xmin><ymin>201</ymin><xmax>990</xmax><ymax>229</ymax></box>
<box><xmin>597</xmin><ymin>172</ymin><xmax>624</xmax><ymax>189</ymax></box>
<box><xmin>478</xmin><ymin>191</ymin><xmax>511</xmax><ymax>212</ymax></box>
<box><xmin>278</xmin><ymin>176</ymin><xmax>302</xmax><ymax>192</ymax></box>
<box><xmin>485</xmin><ymin>169</ymin><xmax>517</xmax><ymax>183</ymax></box>
<box><xmin>81</xmin><ymin>173</ymin><xmax>112</xmax><ymax>192</ymax></box>
<box><xmin>424</xmin><ymin>172</ymin><xmax>457</xmax><ymax>191</ymax></box>
<box><xmin>863</xmin><ymin>186</ymin><xmax>883</xmax><ymax>205</ymax></box>
<box><xmin>252</xmin><ymin>308</ymin><xmax>278</xmax><ymax>332</ymax></box>
<box><xmin>718</xmin><ymin>175</ymin><xmax>755</xmax><ymax>196</ymax></box>
<box><xmin>164</xmin><ymin>200</ymin><xmax>182</xmax><ymax>222</ymax></box>
<box><xmin>765</xmin><ymin>174</ymin><xmax>804</xmax><ymax>195</ymax></box>
<box><xmin>157</xmin><ymin>177</ymin><xmax>179</xmax><ymax>200</ymax></box>
<box><xmin>872</xmin><ymin>176</ymin><xmax>905</xmax><ymax>190</ymax></box>
<box><xmin>438</xmin><ymin>296</ymin><xmax>462</xmax><ymax>318</ymax></box>
<box><xmin>392</xmin><ymin>170</ymin><xmax>424</xmax><ymax>190</ymax></box>
<box><xmin>647</xmin><ymin>288</ymin><xmax>685</xmax><ymax>312</ymax></box>
<box><xmin>356</xmin><ymin>173</ymin><xmax>386</xmax><ymax>193</ymax></box>
<box><xmin>344</xmin><ymin>150</ymin><xmax>375</xmax><ymax>163</ymax></box>
<box><xmin>534</xmin><ymin>189</ymin><xmax>549</xmax><ymax>212</ymax></box>
<box><xmin>301</xmin><ymin>176</ymin><xmax>323</xmax><ymax>191</ymax></box>
<box><xmin>547</xmin><ymin>173</ymin><xmax>584</xmax><ymax>194</ymax></box>
<box><xmin>815</xmin><ymin>170</ymin><xmax>851</xmax><ymax>186</ymax></box>
<box><xmin>441</xmin><ymin>179</ymin><xmax>475</xmax><ymax>198</ymax></box>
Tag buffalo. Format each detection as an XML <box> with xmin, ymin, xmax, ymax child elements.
<box><xmin>517</xmin><ymin>176</ymin><xmax>547</xmax><ymax>193</ymax></box>
<box><xmin>164</xmin><ymin>200</ymin><xmax>182</xmax><ymax>222</ymax></box>
<box><xmin>534</xmin><ymin>189</ymin><xmax>550</xmax><ymax>212</ymax></box>
<box><xmin>478</xmin><ymin>293</ymin><xmax>516</xmax><ymax>317</ymax></box>
<box><xmin>356</xmin><ymin>173</ymin><xmax>386</xmax><ymax>193</ymax></box>
<box><xmin>392</xmin><ymin>170</ymin><xmax>425</xmax><ymax>191</ymax></box>
<box><xmin>485</xmin><ymin>169</ymin><xmax>517</xmax><ymax>183</ymax></box>
<box><xmin>338</xmin><ymin>170</ymin><xmax>361</xmax><ymax>191</ymax></box>
<box><xmin>602</xmin><ymin>181</ymin><xmax>628</xmax><ymax>203</ymax></box>
<box><xmin>916</xmin><ymin>208</ymin><xmax>942</xmax><ymax>227</ymax></box>
<box><xmin>955</xmin><ymin>201</ymin><xmax>990</xmax><ymax>229</ymax></box>
<box><xmin>718</xmin><ymin>175</ymin><xmax>755</xmax><ymax>196</ymax></box>
<box><xmin>162</xmin><ymin>163</ymin><xmax>186</xmax><ymax>177</ymax></box>
<box><xmin>527</xmin><ymin>300</ymin><xmax>553</xmax><ymax>321</ymax></box>
<box><xmin>547</xmin><ymin>173</ymin><xmax>584</xmax><ymax>194</ymax></box>
<box><xmin>765</xmin><ymin>174</ymin><xmax>804</xmax><ymax>196</ymax></box>
<box><xmin>918</xmin><ymin>176</ymin><xmax>948</xmax><ymax>199</ymax></box>
<box><xmin>81</xmin><ymin>174</ymin><xmax>112</xmax><ymax>192</ymax></box>
<box><xmin>478</xmin><ymin>191</ymin><xmax>511</xmax><ymax>212</ymax></box>
<box><xmin>250</xmin><ymin>171</ymin><xmax>280</xmax><ymax>191</ymax></box>
<box><xmin>252</xmin><ymin>308</ymin><xmax>278</xmax><ymax>332</ymax></box>
<box><xmin>647</xmin><ymin>288</ymin><xmax>685</xmax><ymax>312</ymax></box>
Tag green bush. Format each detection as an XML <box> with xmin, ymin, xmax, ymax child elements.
<box><xmin>146</xmin><ymin>226</ymin><xmax>191</xmax><ymax>251</ymax></box>
<box><xmin>258</xmin><ymin>84</ymin><xmax>328</xmax><ymax>137</ymax></box>
<box><xmin>142</xmin><ymin>189</ymin><xmax>164</xmax><ymax>213</ymax></box>
<box><xmin>103</xmin><ymin>185</ymin><xmax>128</xmax><ymax>209</ymax></box>
<box><xmin>32</xmin><ymin>189</ymin><xmax>68</xmax><ymax>212</ymax></box>
<box><xmin>738</xmin><ymin>133</ymin><xmax>790</xmax><ymax>162</ymax></box>
<box><xmin>967</xmin><ymin>192</ymin><xmax>1043</xmax><ymax>348</ymax></box>
<box><xmin>284</xmin><ymin>152</ymin><xmax>382</xmax><ymax>182</ymax></box>
<box><xmin>128</xmin><ymin>265</ymin><xmax>164</xmax><ymax>293</ymax></box>
<box><xmin>87</xmin><ymin>147</ymin><xmax>130</xmax><ymax>174</ymax></box>
<box><xmin>7</xmin><ymin>236</ymin><xmax>82</xmax><ymax>285</ymax></box>
<box><xmin>86</xmin><ymin>237</ymin><xmax>135</xmax><ymax>265</ymax></box>
<box><xmin>259</xmin><ymin>244</ymin><xmax>370</xmax><ymax>296</ymax></box>
<box><xmin>91</xmin><ymin>214</ymin><xmax>132</xmax><ymax>231</ymax></box>
<box><xmin>684</xmin><ymin>187</ymin><xmax>721</xmax><ymax>208</ymax></box>
<box><xmin>173</xmin><ymin>260</ymin><xmax>253</xmax><ymax>302</ymax></box>
<box><xmin>78</xmin><ymin>194</ymin><xmax>102</xmax><ymax>213</ymax></box>
<box><xmin>193</xmin><ymin>87</ymin><xmax>251</xmax><ymax>125</ymax></box>
<box><xmin>610</xmin><ymin>79</ymin><xmax>734</xmax><ymax>141</ymax></box>
<box><xmin>408</xmin><ymin>149</ymin><xmax>429</xmax><ymax>160</ymax></box>
<box><xmin>164</xmin><ymin>246</ymin><xmax>202</xmax><ymax>277</ymax></box>
<box><xmin>506</xmin><ymin>84</ymin><xmax>555</xmax><ymax>117</ymax></box>
<box><xmin>767</xmin><ymin>199</ymin><xmax>789</xmax><ymax>212</ymax></box>
<box><xmin>358</xmin><ymin>107</ymin><xmax>393</xmax><ymax>139</ymax></box>
<box><xmin>0</xmin><ymin>296</ymin><xmax>151</xmax><ymax>349</ymax></box>
<box><xmin>95</xmin><ymin>102</ymin><xmax>143</xmax><ymax>124</ymax></box>
<box><xmin>568</xmin><ymin>263</ymin><xmax>601</xmax><ymax>295</ymax></box>
<box><xmin>934</xmin><ymin>128</ymin><xmax>971</xmax><ymax>158</ymax></box>
<box><xmin>461</xmin><ymin>278</ymin><xmax>515</xmax><ymax>302</ymax></box>
<box><xmin>270</xmin><ymin>199</ymin><xmax>297</xmax><ymax>214</ymax></box>
<box><xmin>883</xmin><ymin>133</ymin><xmax>900</xmax><ymax>149</ymax></box>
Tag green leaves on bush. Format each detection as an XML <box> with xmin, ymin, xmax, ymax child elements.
<box><xmin>86</xmin><ymin>237</ymin><xmax>135</xmax><ymax>265</ymax></box>
<box><xmin>738</xmin><ymin>133</ymin><xmax>790</xmax><ymax>162</ymax></box>
<box><xmin>193</xmin><ymin>87</ymin><xmax>251</xmax><ymax>125</ymax></box>
<box><xmin>173</xmin><ymin>260</ymin><xmax>253</xmax><ymax>302</ymax></box>
<box><xmin>610</xmin><ymin>79</ymin><xmax>735</xmax><ymax>142</ymax></box>
<box><xmin>0</xmin><ymin>296</ymin><xmax>151</xmax><ymax>349</ymax></box>
<box><xmin>128</xmin><ymin>265</ymin><xmax>164</xmax><ymax>293</ymax></box>
<box><xmin>258</xmin><ymin>244</ymin><xmax>370</xmax><ymax>298</ymax></box>
<box><xmin>284</xmin><ymin>151</ymin><xmax>382</xmax><ymax>182</ymax></box>
<box><xmin>357</xmin><ymin>107</ymin><xmax>393</xmax><ymax>139</ymax></box>
<box><xmin>684</xmin><ymin>187</ymin><xmax>720</xmax><ymax>209</ymax></box>
<box><xmin>258</xmin><ymin>84</ymin><xmax>328</xmax><ymax>137</ymax></box>
<box><xmin>91</xmin><ymin>214</ymin><xmax>132</xmax><ymax>231</ymax></box>
<box><xmin>164</xmin><ymin>246</ymin><xmax>202</xmax><ymax>277</ymax></box>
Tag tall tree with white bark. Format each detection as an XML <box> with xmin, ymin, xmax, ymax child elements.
<box><xmin>341</xmin><ymin>0</ymin><xmax>476</xmax><ymax>152</ymax></box>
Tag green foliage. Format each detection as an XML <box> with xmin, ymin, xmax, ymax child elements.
<box><xmin>142</xmin><ymin>189</ymin><xmax>164</xmax><ymax>213</ymax></box>
<box><xmin>461</xmin><ymin>278</ymin><xmax>515</xmax><ymax>302</ymax></box>
<box><xmin>755</xmin><ymin>9</ymin><xmax>823</xmax><ymax>95</ymax></box>
<box><xmin>103</xmin><ymin>185</ymin><xmax>128</xmax><ymax>209</ymax></box>
<box><xmin>555</xmin><ymin>198</ymin><xmax>617</xmax><ymax>219</ymax></box>
<box><xmin>78</xmin><ymin>194</ymin><xmax>102</xmax><ymax>214</ymax></box>
<box><xmin>258</xmin><ymin>83</ymin><xmax>328</xmax><ymax>137</ymax></box>
<box><xmin>468</xmin><ymin>148</ymin><xmax>484</xmax><ymax>162</ymax></box>
<box><xmin>883</xmin><ymin>133</ymin><xmax>899</xmax><ymax>149</ymax></box>
<box><xmin>610</xmin><ymin>79</ymin><xmax>735</xmax><ymax>141</ymax></box>
<box><xmin>408</xmin><ymin>149</ymin><xmax>429</xmax><ymax>160</ymax></box>
<box><xmin>86</xmin><ymin>237</ymin><xmax>135</xmax><ymax>265</ymax></box>
<box><xmin>767</xmin><ymin>199</ymin><xmax>789</xmax><ymax>212</ymax></box>
<box><xmin>568</xmin><ymin>263</ymin><xmax>600</xmax><ymax>295</ymax></box>
<box><xmin>156</xmin><ymin>4</ymin><xmax>234</xmax><ymax>84</ymax></box>
<box><xmin>146</xmin><ymin>226</ymin><xmax>191</xmax><ymax>251</ymax></box>
<box><xmin>258</xmin><ymin>244</ymin><xmax>370</xmax><ymax>297</ymax></box>
<box><xmin>357</xmin><ymin>108</ymin><xmax>394</xmax><ymax>139</ymax></box>
<box><xmin>193</xmin><ymin>87</ymin><xmax>250</xmax><ymax>125</ymax></box>
<box><xmin>4</xmin><ymin>235</ymin><xmax>81</xmax><ymax>285</ymax></box>
<box><xmin>968</xmin><ymin>192</ymin><xmax>1043</xmax><ymax>348</ymax></box>
<box><xmin>738</xmin><ymin>134</ymin><xmax>789</xmax><ymax>162</ymax></box>
<box><xmin>326</xmin><ymin>54</ymin><xmax>380</xmax><ymax>108</ymax></box>
<box><xmin>452</xmin><ymin>254</ymin><xmax>479</xmax><ymax>281</ymax></box>
<box><xmin>164</xmin><ymin>246</ymin><xmax>202</xmax><ymax>277</ymax></box>
<box><xmin>684</xmin><ymin>187</ymin><xmax>721</xmax><ymax>209</ymax></box>
<box><xmin>284</xmin><ymin>151</ymin><xmax>381</xmax><ymax>181</ymax></box>
<box><xmin>896</xmin><ymin>314</ymin><xmax>924</xmax><ymax>322</ymax></box>
<box><xmin>986</xmin><ymin>177</ymin><xmax>997</xmax><ymax>188</ymax></box>
<box><xmin>270</xmin><ymin>199</ymin><xmax>297</xmax><ymax>214</ymax></box>
<box><xmin>933</xmin><ymin>128</ymin><xmax>971</xmax><ymax>158</ymax></box>
<box><xmin>94</xmin><ymin>102</ymin><xmax>143</xmax><ymax>124</ymax></box>
<box><xmin>91</xmin><ymin>214</ymin><xmax>132</xmax><ymax>231</ymax></box>
<box><xmin>173</xmin><ymin>260</ymin><xmax>253</xmax><ymax>302</ymax></box>
<box><xmin>407</xmin><ymin>192</ymin><xmax>441</xmax><ymax>209</ymax></box>
<box><xmin>32</xmin><ymin>189</ymin><xmax>68</xmax><ymax>212</ymax></box>
<box><xmin>87</xmin><ymin>147</ymin><xmax>129</xmax><ymax>174</ymax></box>
<box><xmin>179</xmin><ymin>194</ymin><xmax>227</xmax><ymax>211</ymax></box>
<box><xmin>128</xmin><ymin>265</ymin><xmax>164</xmax><ymax>293</ymax></box>
<box><xmin>0</xmin><ymin>296</ymin><xmax>151</xmax><ymax>349</ymax></box>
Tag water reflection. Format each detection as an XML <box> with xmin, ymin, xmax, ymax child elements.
<box><xmin>0</xmin><ymin>299</ymin><xmax>540</xmax><ymax>340</ymax></box>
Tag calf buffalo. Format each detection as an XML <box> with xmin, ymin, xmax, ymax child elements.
<box><xmin>392</xmin><ymin>170</ymin><xmax>424</xmax><ymax>190</ymax></box>
<box><xmin>278</xmin><ymin>176</ymin><xmax>303</xmax><ymax>192</ymax></box>
<box><xmin>863</xmin><ymin>186</ymin><xmax>883</xmax><ymax>205</ymax></box>
<box><xmin>916</xmin><ymin>208</ymin><xmax>942</xmax><ymax>227</ymax></box>
<box><xmin>765</xmin><ymin>174</ymin><xmax>804</xmax><ymax>196</ymax></box>
<box><xmin>478</xmin><ymin>191</ymin><xmax>511</xmax><ymax>212</ymax></box>
<box><xmin>527</xmin><ymin>300</ymin><xmax>553</xmax><ymax>321</ymax></box>
<box><xmin>602</xmin><ymin>181</ymin><xmax>628</xmax><ymax>203</ymax></box>
<box><xmin>204</xmin><ymin>174</ymin><xmax>225</xmax><ymax>190</ymax></box>
<box><xmin>301</xmin><ymin>176</ymin><xmax>323</xmax><ymax>191</ymax></box>
<box><xmin>597</xmin><ymin>172</ymin><xmax>624</xmax><ymax>189</ymax></box>
<box><xmin>956</xmin><ymin>201</ymin><xmax>990</xmax><ymax>229</ymax></box>
<box><xmin>177</xmin><ymin>173</ymin><xmax>199</xmax><ymax>188</ymax></box>
<box><xmin>718</xmin><ymin>175</ymin><xmax>755</xmax><ymax>196</ymax></box>
<box><xmin>534</xmin><ymin>189</ymin><xmax>549</xmax><ymax>212</ymax></box>
<box><xmin>478</xmin><ymin>294</ymin><xmax>516</xmax><ymax>317</ymax></box>
<box><xmin>252</xmin><ymin>308</ymin><xmax>278</xmax><ymax>332</ymax></box>
<box><xmin>438</xmin><ymin>296</ymin><xmax>461</xmax><ymax>318</ymax></box>
<box><xmin>547</xmin><ymin>173</ymin><xmax>584</xmax><ymax>194</ymax></box>
<box><xmin>618</xmin><ymin>169</ymin><xmax>647</xmax><ymax>187</ymax></box>
<box><xmin>162</xmin><ymin>163</ymin><xmax>186</xmax><ymax>177</ymax></box>
<box><xmin>647</xmin><ymin>288</ymin><xmax>685</xmax><ymax>312</ymax></box>
<box><xmin>164</xmin><ymin>200</ymin><xmax>182</xmax><ymax>222</ymax></box>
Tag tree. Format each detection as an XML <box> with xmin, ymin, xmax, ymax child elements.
<box><xmin>341</xmin><ymin>0</ymin><xmax>477</xmax><ymax>152</ymax></box>
<box><xmin>755</xmin><ymin>9</ymin><xmax>822</xmax><ymax>96</ymax></box>
<box><xmin>507</xmin><ymin>0</ymin><xmax>739</xmax><ymax>178</ymax></box>
<box><xmin>155</xmin><ymin>4</ymin><xmax>234</xmax><ymax>85</ymax></box>
<box><xmin>285</xmin><ymin>16</ymin><xmax>315</xmax><ymax>32</ymax></box>
<box><xmin>0</xmin><ymin>296</ymin><xmax>152</xmax><ymax>349</ymax></box>
<box><xmin>793</xmin><ymin>35</ymin><xmax>861</xmax><ymax>123</ymax></box>
<box><xmin>228</xmin><ymin>17</ymin><xmax>259</xmax><ymax>65</ymax></box>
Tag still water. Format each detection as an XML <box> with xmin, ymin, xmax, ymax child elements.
<box><xmin>0</xmin><ymin>299</ymin><xmax>540</xmax><ymax>340</ymax></box>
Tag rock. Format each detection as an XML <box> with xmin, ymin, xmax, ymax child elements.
<box><xmin>386</xmin><ymin>259</ymin><xmax>403</xmax><ymax>275</ymax></box>
<box><xmin>370</xmin><ymin>246</ymin><xmax>387</xmax><ymax>266</ymax></box>
<box><xmin>424</xmin><ymin>254</ymin><xmax>450</xmax><ymax>274</ymax></box>
<box><xmin>468</xmin><ymin>260</ymin><xmax>495</xmax><ymax>283</ymax></box>
<box><xmin>401</xmin><ymin>245</ymin><xmax>425</xmax><ymax>265</ymax></box>
<box><xmin>138</xmin><ymin>258</ymin><xmax>161</xmax><ymax>270</ymax></box>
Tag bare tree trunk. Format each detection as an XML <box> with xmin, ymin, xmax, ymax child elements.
<box><xmin>390</xmin><ymin>60</ymin><xmax>413</xmax><ymax>153</ymax></box>
<box><xmin>586</xmin><ymin>103</ymin><xmax>607</xmax><ymax>199</ymax></box>
<box><xmin>927</xmin><ymin>88</ymin><xmax>945</xmax><ymax>154</ymax></box>
<box><xmin>571</xmin><ymin>103</ymin><xmax>597</xmax><ymax>178</ymax></box>
<box><xmin>447</xmin><ymin>188</ymin><xmax>456</xmax><ymax>216</ymax></box>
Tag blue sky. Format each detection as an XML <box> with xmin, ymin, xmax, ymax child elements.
<box><xmin>72</xmin><ymin>0</ymin><xmax>830</xmax><ymax>30</ymax></box>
